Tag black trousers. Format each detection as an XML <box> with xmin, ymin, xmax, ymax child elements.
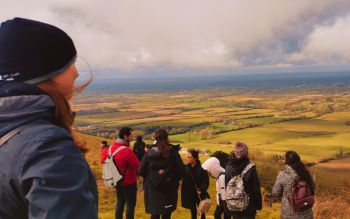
<box><xmin>214</xmin><ymin>204</ymin><xmax>230</xmax><ymax>219</ymax></box>
<box><xmin>150</xmin><ymin>212</ymin><xmax>172</xmax><ymax>219</ymax></box>
<box><xmin>190</xmin><ymin>207</ymin><xmax>205</xmax><ymax>219</ymax></box>
<box><xmin>116</xmin><ymin>183</ymin><xmax>137</xmax><ymax>219</ymax></box>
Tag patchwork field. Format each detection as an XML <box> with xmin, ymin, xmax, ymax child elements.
<box><xmin>73</xmin><ymin>89</ymin><xmax>350</xmax><ymax>218</ymax></box>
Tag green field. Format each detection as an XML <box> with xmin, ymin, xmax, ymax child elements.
<box><xmin>73</xmin><ymin>89</ymin><xmax>350</xmax><ymax>218</ymax></box>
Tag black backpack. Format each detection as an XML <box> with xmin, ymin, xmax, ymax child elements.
<box><xmin>149</xmin><ymin>157</ymin><xmax>173</xmax><ymax>190</ymax></box>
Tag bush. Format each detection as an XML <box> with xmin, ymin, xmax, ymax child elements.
<box><xmin>314</xmin><ymin>195</ymin><xmax>350</xmax><ymax>218</ymax></box>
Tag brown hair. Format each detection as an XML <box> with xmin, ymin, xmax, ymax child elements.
<box><xmin>36</xmin><ymin>77</ymin><xmax>91</xmax><ymax>153</ymax></box>
<box><xmin>155</xmin><ymin>129</ymin><xmax>170</xmax><ymax>159</ymax></box>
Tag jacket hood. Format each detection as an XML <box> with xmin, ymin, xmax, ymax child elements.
<box><xmin>202</xmin><ymin>157</ymin><xmax>225</xmax><ymax>178</ymax></box>
<box><xmin>0</xmin><ymin>82</ymin><xmax>55</xmax><ymax>136</ymax></box>
<box><xmin>148</xmin><ymin>146</ymin><xmax>163</xmax><ymax>159</ymax></box>
<box><xmin>227</xmin><ymin>156</ymin><xmax>250</xmax><ymax>176</ymax></box>
<box><xmin>147</xmin><ymin>144</ymin><xmax>181</xmax><ymax>159</ymax></box>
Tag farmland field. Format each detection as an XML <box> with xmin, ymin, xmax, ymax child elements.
<box><xmin>72</xmin><ymin>88</ymin><xmax>350</xmax><ymax>218</ymax></box>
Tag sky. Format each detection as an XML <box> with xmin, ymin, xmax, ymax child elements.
<box><xmin>1</xmin><ymin>0</ymin><xmax>350</xmax><ymax>79</ymax></box>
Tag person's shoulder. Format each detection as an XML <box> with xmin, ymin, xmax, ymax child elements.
<box><xmin>15</xmin><ymin>121</ymin><xmax>73</xmax><ymax>148</ymax></box>
<box><xmin>276</xmin><ymin>170</ymin><xmax>288</xmax><ymax>179</ymax></box>
<box><xmin>30</xmin><ymin>120</ymin><xmax>71</xmax><ymax>137</ymax></box>
<box><xmin>218</xmin><ymin>171</ymin><xmax>226</xmax><ymax>179</ymax></box>
<box><xmin>13</xmin><ymin>121</ymin><xmax>84</xmax><ymax>172</ymax></box>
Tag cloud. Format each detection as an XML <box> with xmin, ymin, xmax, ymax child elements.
<box><xmin>289</xmin><ymin>14</ymin><xmax>350</xmax><ymax>64</ymax></box>
<box><xmin>1</xmin><ymin>0</ymin><xmax>350</xmax><ymax>73</ymax></box>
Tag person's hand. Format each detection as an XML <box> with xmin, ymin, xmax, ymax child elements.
<box><xmin>264</xmin><ymin>193</ymin><xmax>274</xmax><ymax>207</ymax></box>
<box><xmin>197</xmin><ymin>190</ymin><xmax>201</xmax><ymax>195</ymax></box>
<box><xmin>158</xmin><ymin>169</ymin><xmax>165</xmax><ymax>174</ymax></box>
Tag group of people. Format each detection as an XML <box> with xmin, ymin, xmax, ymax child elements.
<box><xmin>100</xmin><ymin>127</ymin><xmax>315</xmax><ymax>219</ymax></box>
<box><xmin>0</xmin><ymin>18</ymin><xmax>315</xmax><ymax>219</ymax></box>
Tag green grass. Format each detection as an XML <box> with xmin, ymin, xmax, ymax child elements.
<box><xmin>72</xmin><ymin>90</ymin><xmax>350</xmax><ymax>218</ymax></box>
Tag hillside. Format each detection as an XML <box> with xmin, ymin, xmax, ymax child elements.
<box><xmin>78</xmin><ymin>131</ymin><xmax>350</xmax><ymax>219</ymax></box>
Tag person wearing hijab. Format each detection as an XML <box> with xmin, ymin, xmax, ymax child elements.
<box><xmin>202</xmin><ymin>157</ymin><xmax>229</xmax><ymax>219</ymax></box>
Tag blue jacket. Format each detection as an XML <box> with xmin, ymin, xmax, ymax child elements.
<box><xmin>0</xmin><ymin>82</ymin><xmax>98</xmax><ymax>219</ymax></box>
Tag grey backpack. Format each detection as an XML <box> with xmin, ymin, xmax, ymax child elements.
<box><xmin>225</xmin><ymin>163</ymin><xmax>254</xmax><ymax>212</ymax></box>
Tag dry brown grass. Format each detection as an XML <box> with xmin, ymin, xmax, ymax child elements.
<box><xmin>314</xmin><ymin>194</ymin><xmax>350</xmax><ymax>219</ymax></box>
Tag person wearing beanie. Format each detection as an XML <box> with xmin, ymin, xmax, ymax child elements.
<box><xmin>0</xmin><ymin>18</ymin><xmax>98</xmax><ymax>219</ymax></box>
<box><xmin>225</xmin><ymin>142</ymin><xmax>262</xmax><ymax>219</ymax></box>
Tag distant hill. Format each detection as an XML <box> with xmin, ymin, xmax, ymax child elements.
<box><xmin>85</xmin><ymin>71</ymin><xmax>350</xmax><ymax>93</ymax></box>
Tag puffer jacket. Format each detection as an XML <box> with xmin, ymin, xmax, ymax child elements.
<box><xmin>137</xmin><ymin>145</ymin><xmax>185</xmax><ymax>215</ymax></box>
<box><xmin>101</xmin><ymin>139</ymin><xmax>140</xmax><ymax>187</ymax></box>
<box><xmin>272</xmin><ymin>165</ymin><xmax>313</xmax><ymax>219</ymax></box>
<box><xmin>0</xmin><ymin>82</ymin><xmax>98</xmax><ymax>219</ymax></box>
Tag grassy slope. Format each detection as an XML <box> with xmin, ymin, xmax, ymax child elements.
<box><xmin>77</xmin><ymin>132</ymin><xmax>281</xmax><ymax>219</ymax></box>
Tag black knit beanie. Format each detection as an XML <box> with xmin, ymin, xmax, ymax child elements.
<box><xmin>0</xmin><ymin>17</ymin><xmax>77</xmax><ymax>84</ymax></box>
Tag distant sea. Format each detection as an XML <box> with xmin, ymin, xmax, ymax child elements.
<box><xmin>84</xmin><ymin>71</ymin><xmax>350</xmax><ymax>93</ymax></box>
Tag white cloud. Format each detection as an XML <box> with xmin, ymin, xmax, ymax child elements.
<box><xmin>1</xmin><ymin>0</ymin><xmax>350</xmax><ymax>72</ymax></box>
<box><xmin>289</xmin><ymin>14</ymin><xmax>350</xmax><ymax>64</ymax></box>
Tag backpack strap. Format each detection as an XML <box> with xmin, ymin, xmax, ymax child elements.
<box><xmin>240</xmin><ymin>163</ymin><xmax>255</xmax><ymax>177</ymax></box>
<box><xmin>216</xmin><ymin>172</ymin><xmax>225</xmax><ymax>180</ymax></box>
<box><xmin>0</xmin><ymin>122</ymin><xmax>42</xmax><ymax>148</ymax></box>
<box><xmin>108</xmin><ymin>146</ymin><xmax>127</xmax><ymax>158</ymax></box>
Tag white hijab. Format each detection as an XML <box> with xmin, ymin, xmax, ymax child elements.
<box><xmin>202</xmin><ymin>157</ymin><xmax>225</xmax><ymax>178</ymax></box>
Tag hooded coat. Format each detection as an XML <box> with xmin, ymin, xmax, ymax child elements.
<box><xmin>0</xmin><ymin>82</ymin><xmax>98</xmax><ymax>219</ymax></box>
<box><xmin>272</xmin><ymin>165</ymin><xmax>313</xmax><ymax>219</ymax></box>
<box><xmin>202</xmin><ymin>157</ymin><xmax>226</xmax><ymax>205</ymax></box>
<box><xmin>137</xmin><ymin>145</ymin><xmax>185</xmax><ymax>215</ymax></box>
<box><xmin>225</xmin><ymin>157</ymin><xmax>262</xmax><ymax>218</ymax></box>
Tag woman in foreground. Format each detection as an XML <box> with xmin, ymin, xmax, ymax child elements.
<box><xmin>0</xmin><ymin>18</ymin><xmax>98</xmax><ymax>218</ymax></box>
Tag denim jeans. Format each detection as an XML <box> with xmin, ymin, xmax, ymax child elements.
<box><xmin>115</xmin><ymin>183</ymin><xmax>137</xmax><ymax>219</ymax></box>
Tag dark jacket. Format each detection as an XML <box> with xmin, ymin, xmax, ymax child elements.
<box><xmin>0</xmin><ymin>82</ymin><xmax>98</xmax><ymax>219</ymax></box>
<box><xmin>225</xmin><ymin>157</ymin><xmax>262</xmax><ymax>217</ymax></box>
<box><xmin>137</xmin><ymin>145</ymin><xmax>185</xmax><ymax>215</ymax></box>
<box><xmin>181</xmin><ymin>162</ymin><xmax>209</xmax><ymax>209</ymax></box>
<box><xmin>133</xmin><ymin>140</ymin><xmax>146</xmax><ymax>161</ymax></box>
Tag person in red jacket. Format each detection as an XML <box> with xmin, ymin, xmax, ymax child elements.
<box><xmin>102</xmin><ymin>127</ymin><xmax>140</xmax><ymax>219</ymax></box>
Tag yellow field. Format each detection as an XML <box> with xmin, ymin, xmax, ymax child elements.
<box><xmin>72</xmin><ymin>89</ymin><xmax>350</xmax><ymax>218</ymax></box>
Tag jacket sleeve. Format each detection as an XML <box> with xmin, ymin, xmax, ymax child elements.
<box><xmin>272</xmin><ymin>171</ymin><xmax>284</xmax><ymax>199</ymax></box>
<box><xmin>218</xmin><ymin>174</ymin><xmax>226</xmax><ymax>201</ymax></box>
<box><xmin>137</xmin><ymin>153</ymin><xmax>149</xmax><ymax>177</ymax></box>
<box><xmin>19</xmin><ymin>129</ymin><xmax>98</xmax><ymax>219</ymax></box>
<box><xmin>251</xmin><ymin>167</ymin><xmax>262</xmax><ymax>210</ymax></box>
<box><xmin>125</xmin><ymin>147</ymin><xmax>140</xmax><ymax>170</ymax></box>
<box><xmin>174</xmin><ymin>152</ymin><xmax>186</xmax><ymax>179</ymax></box>
<box><xmin>133</xmin><ymin>143</ymin><xmax>138</xmax><ymax>153</ymax></box>
<box><xmin>199</xmin><ymin>168</ymin><xmax>209</xmax><ymax>193</ymax></box>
